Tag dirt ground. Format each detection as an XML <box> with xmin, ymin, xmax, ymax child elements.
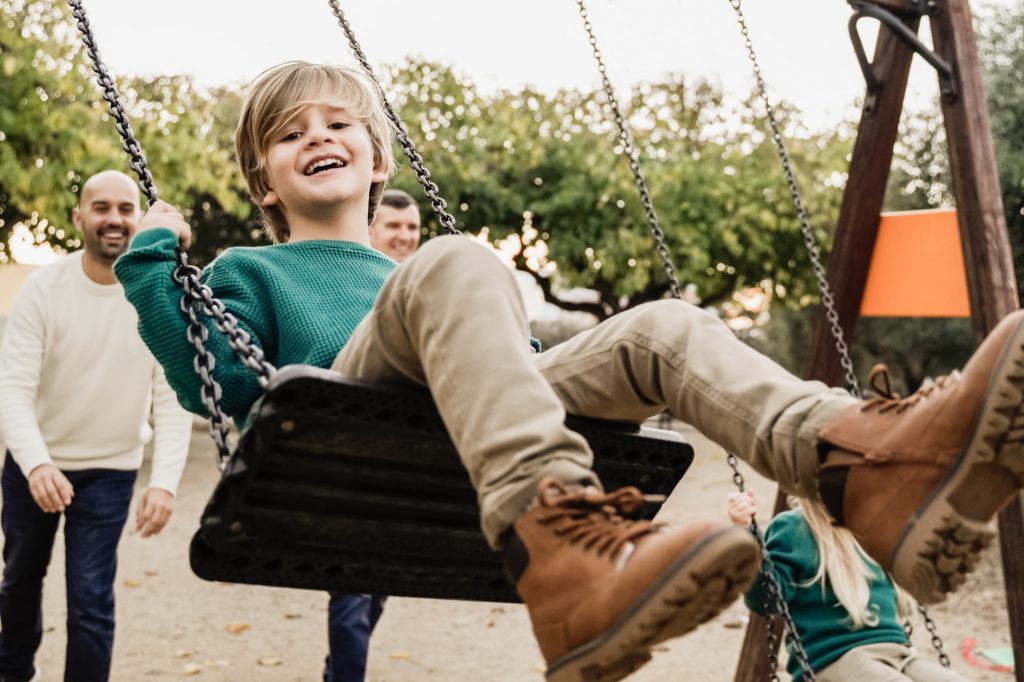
<box><xmin>29</xmin><ymin>423</ymin><xmax>1014</xmax><ymax>681</ymax></box>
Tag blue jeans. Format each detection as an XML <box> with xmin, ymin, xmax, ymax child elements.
<box><xmin>324</xmin><ymin>592</ymin><xmax>385</xmax><ymax>682</ymax></box>
<box><xmin>0</xmin><ymin>454</ymin><xmax>136</xmax><ymax>682</ymax></box>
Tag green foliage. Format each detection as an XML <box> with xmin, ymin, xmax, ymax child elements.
<box><xmin>381</xmin><ymin>59</ymin><xmax>852</xmax><ymax>317</ymax></box>
<box><xmin>979</xmin><ymin>0</ymin><xmax>1024</xmax><ymax>302</ymax></box>
<box><xmin>0</xmin><ymin>1</ymin><xmax>262</xmax><ymax>266</ymax></box>
<box><xmin>0</xmin><ymin>7</ymin><xmax>850</xmax><ymax>311</ymax></box>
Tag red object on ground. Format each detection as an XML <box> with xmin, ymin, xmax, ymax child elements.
<box><xmin>961</xmin><ymin>637</ymin><xmax>1014</xmax><ymax>674</ymax></box>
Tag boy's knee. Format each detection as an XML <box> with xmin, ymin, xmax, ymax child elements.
<box><xmin>631</xmin><ymin>299</ymin><xmax>714</xmax><ymax>334</ymax></box>
<box><xmin>404</xmin><ymin>235</ymin><xmax>508</xmax><ymax>281</ymax></box>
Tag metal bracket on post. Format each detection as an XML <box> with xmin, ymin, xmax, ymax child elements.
<box><xmin>849</xmin><ymin>1</ymin><xmax>957</xmax><ymax>115</ymax></box>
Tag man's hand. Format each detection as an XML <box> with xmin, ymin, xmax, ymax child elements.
<box><xmin>28</xmin><ymin>464</ymin><xmax>74</xmax><ymax>513</ymax></box>
<box><xmin>139</xmin><ymin>200</ymin><xmax>192</xmax><ymax>249</ymax></box>
<box><xmin>727</xmin><ymin>490</ymin><xmax>757</xmax><ymax>527</ymax></box>
<box><xmin>135</xmin><ymin>488</ymin><xmax>175</xmax><ymax>538</ymax></box>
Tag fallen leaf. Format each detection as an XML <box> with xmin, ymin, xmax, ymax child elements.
<box><xmin>651</xmin><ymin>645</ymin><xmax>670</xmax><ymax>653</ymax></box>
<box><xmin>182</xmin><ymin>662</ymin><xmax>202</xmax><ymax>676</ymax></box>
<box><xmin>491</xmin><ymin>606</ymin><xmax>506</xmax><ymax>614</ymax></box>
<box><xmin>257</xmin><ymin>658</ymin><xmax>282</xmax><ymax>667</ymax></box>
<box><xmin>284</xmin><ymin>613</ymin><xmax>302</xmax><ymax>620</ymax></box>
<box><xmin>144</xmin><ymin>570</ymin><xmax>160</xmax><ymax>577</ymax></box>
<box><xmin>485</xmin><ymin>620</ymin><xmax>496</xmax><ymax>628</ymax></box>
<box><xmin>534</xmin><ymin>663</ymin><xmax>547</xmax><ymax>673</ymax></box>
<box><xmin>175</xmin><ymin>650</ymin><xmax>193</xmax><ymax>659</ymax></box>
<box><xmin>205</xmin><ymin>660</ymin><xmax>230</xmax><ymax>667</ymax></box>
<box><xmin>388</xmin><ymin>650</ymin><xmax>412</xmax><ymax>661</ymax></box>
<box><xmin>123</xmin><ymin>579</ymin><xmax>142</xmax><ymax>588</ymax></box>
<box><xmin>224</xmin><ymin>623</ymin><xmax>251</xmax><ymax>635</ymax></box>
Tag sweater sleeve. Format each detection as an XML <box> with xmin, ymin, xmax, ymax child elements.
<box><xmin>145</xmin><ymin>361</ymin><xmax>194</xmax><ymax>495</ymax></box>
<box><xmin>0</xmin><ymin>276</ymin><xmax>53</xmax><ymax>474</ymax></box>
<box><xmin>114</xmin><ymin>228</ymin><xmax>269</xmax><ymax>422</ymax></box>
<box><xmin>744</xmin><ymin>512</ymin><xmax>806</xmax><ymax>616</ymax></box>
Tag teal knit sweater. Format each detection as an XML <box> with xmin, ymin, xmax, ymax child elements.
<box><xmin>114</xmin><ymin>228</ymin><xmax>396</xmax><ymax>422</ymax></box>
<box><xmin>744</xmin><ymin>510</ymin><xmax>907</xmax><ymax>681</ymax></box>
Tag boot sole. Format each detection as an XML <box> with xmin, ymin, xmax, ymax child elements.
<box><xmin>544</xmin><ymin>527</ymin><xmax>760</xmax><ymax>682</ymax></box>
<box><xmin>891</xmin><ymin>314</ymin><xmax>1024</xmax><ymax>604</ymax></box>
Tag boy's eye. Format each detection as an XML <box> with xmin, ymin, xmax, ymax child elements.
<box><xmin>329</xmin><ymin>121</ymin><xmax>349</xmax><ymax>130</ymax></box>
<box><xmin>281</xmin><ymin>131</ymin><xmax>302</xmax><ymax>141</ymax></box>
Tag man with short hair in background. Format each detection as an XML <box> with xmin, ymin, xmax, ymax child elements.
<box><xmin>0</xmin><ymin>170</ymin><xmax>193</xmax><ymax>682</ymax></box>
<box><xmin>368</xmin><ymin>188</ymin><xmax>421</xmax><ymax>263</ymax></box>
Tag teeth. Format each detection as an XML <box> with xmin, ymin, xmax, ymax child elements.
<box><xmin>304</xmin><ymin>157</ymin><xmax>345</xmax><ymax>175</ymax></box>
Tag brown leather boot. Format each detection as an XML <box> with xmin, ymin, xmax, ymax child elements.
<box><xmin>818</xmin><ymin>309</ymin><xmax>1024</xmax><ymax>605</ymax></box>
<box><xmin>506</xmin><ymin>478</ymin><xmax>759</xmax><ymax>682</ymax></box>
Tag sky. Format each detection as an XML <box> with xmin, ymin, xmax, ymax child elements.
<box><xmin>69</xmin><ymin>0</ymin><xmax>1010</xmax><ymax>131</ymax></box>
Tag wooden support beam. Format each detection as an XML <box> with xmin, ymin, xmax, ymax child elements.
<box><xmin>736</xmin><ymin>3</ymin><xmax>1022</xmax><ymax>680</ymax></box>
<box><xmin>930</xmin><ymin>3</ymin><xmax>1024</xmax><ymax>680</ymax></box>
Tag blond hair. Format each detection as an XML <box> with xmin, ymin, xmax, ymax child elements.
<box><xmin>794</xmin><ymin>497</ymin><xmax>913</xmax><ymax>629</ymax></box>
<box><xmin>235</xmin><ymin>61</ymin><xmax>395</xmax><ymax>243</ymax></box>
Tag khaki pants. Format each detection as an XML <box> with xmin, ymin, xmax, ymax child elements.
<box><xmin>817</xmin><ymin>643</ymin><xmax>969</xmax><ymax>681</ymax></box>
<box><xmin>333</xmin><ymin>237</ymin><xmax>856</xmax><ymax>547</ymax></box>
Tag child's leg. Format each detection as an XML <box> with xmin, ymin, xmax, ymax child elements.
<box><xmin>901</xmin><ymin>657</ymin><xmax>970</xmax><ymax>682</ymax></box>
<box><xmin>816</xmin><ymin>643</ymin><xmax>918</xmax><ymax>682</ymax></box>
<box><xmin>333</xmin><ymin>236</ymin><xmax>597</xmax><ymax>547</ymax></box>
<box><xmin>539</xmin><ymin>298</ymin><xmax>1024</xmax><ymax>605</ymax></box>
<box><xmin>332</xmin><ymin>237</ymin><xmax>761</xmax><ymax>681</ymax></box>
<box><xmin>533</xmin><ymin>299</ymin><xmax>856</xmax><ymax>500</ymax></box>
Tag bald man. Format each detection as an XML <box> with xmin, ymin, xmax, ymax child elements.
<box><xmin>0</xmin><ymin>171</ymin><xmax>192</xmax><ymax>682</ymax></box>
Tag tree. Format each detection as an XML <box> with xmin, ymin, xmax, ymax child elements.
<box><xmin>383</xmin><ymin>59</ymin><xmax>853</xmax><ymax>319</ymax></box>
<box><xmin>0</xmin><ymin>2</ymin><xmax>262</xmax><ymax>267</ymax></box>
<box><xmin>979</xmin><ymin>0</ymin><xmax>1024</xmax><ymax>302</ymax></box>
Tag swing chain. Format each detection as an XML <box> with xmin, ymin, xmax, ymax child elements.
<box><xmin>573</xmin><ymin>0</ymin><xmax>683</xmax><ymax>300</ymax></box>
<box><xmin>917</xmin><ymin>603</ymin><xmax>953</xmax><ymax>668</ymax></box>
<box><xmin>727</xmin><ymin>0</ymin><xmax>861</xmax><ymax>398</ymax></box>
<box><xmin>727</xmin><ymin>454</ymin><xmax>818</xmax><ymax>680</ymax></box>
<box><xmin>326</xmin><ymin>0</ymin><xmax>460</xmax><ymax>236</ymax></box>
<box><xmin>67</xmin><ymin>0</ymin><xmax>158</xmax><ymax>206</ymax></box>
<box><xmin>68</xmin><ymin>0</ymin><xmax>275</xmax><ymax>468</ymax></box>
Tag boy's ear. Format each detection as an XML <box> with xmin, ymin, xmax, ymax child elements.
<box><xmin>260</xmin><ymin>189</ymin><xmax>279</xmax><ymax>207</ymax></box>
<box><xmin>370</xmin><ymin>166</ymin><xmax>388</xmax><ymax>184</ymax></box>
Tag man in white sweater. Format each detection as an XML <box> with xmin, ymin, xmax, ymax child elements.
<box><xmin>0</xmin><ymin>171</ymin><xmax>193</xmax><ymax>682</ymax></box>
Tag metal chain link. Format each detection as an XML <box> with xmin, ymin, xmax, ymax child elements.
<box><xmin>573</xmin><ymin>0</ymin><xmax>683</xmax><ymax>299</ymax></box>
<box><xmin>325</xmin><ymin>0</ymin><xmax>459</xmax><ymax>235</ymax></box>
<box><xmin>727</xmin><ymin>1</ymin><xmax>951</xmax><ymax>665</ymax></box>
<box><xmin>727</xmin><ymin>0</ymin><xmax>861</xmax><ymax>398</ymax></box>
<box><xmin>728</xmin><ymin>454</ymin><xmax>817</xmax><ymax>680</ymax></box>
<box><xmin>67</xmin><ymin>0</ymin><xmax>275</xmax><ymax>467</ymax></box>
<box><xmin>918</xmin><ymin>603</ymin><xmax>952</xmax><ymax>668</ymax></box>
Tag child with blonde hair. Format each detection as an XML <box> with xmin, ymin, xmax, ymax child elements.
<box><xmin>113</xmin><ymin>58</ymin><xmax>1024</xmax><ymax>682</ymax></box>
<box><xmin>729</xmin><ymin>490</ymin><xmax>970</xmax><ymax>681</ymax></box>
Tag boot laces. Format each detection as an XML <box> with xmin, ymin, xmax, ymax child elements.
<box><xmin>861</xmin><ymin>363</ymin><xmax>961</xmax><ymax>414</ymax></box>
<box><xmin>535</xmin><ymin>479</ymin><xmax>666</xmax><ymax>560</ymax></box>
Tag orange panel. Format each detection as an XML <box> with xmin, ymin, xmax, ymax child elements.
<box><xmin>859</xmin><ymin>209</ymin><xmax>970</xmax><ymax>317</ymax></box>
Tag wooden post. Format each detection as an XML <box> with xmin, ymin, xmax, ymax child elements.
<box><xmin>733</xmin><ymin>14</ymin><xmax>920</xmax><ymax>682</ymax></box>
<box><xmin>930</xmin><ymin>2</ymin><xmax>1024</xmax><ymax>679</ymax></box>
<box><xmin>736</xmin><ymin>0</ymin><xmax>1024</xmax><ymax>677</ymax></box>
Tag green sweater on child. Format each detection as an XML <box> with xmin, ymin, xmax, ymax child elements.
<box><xmin>744</xmin><ymin>509</ymin><xmax>907</xmax><ymax>681</ymax></box>
<box><xmin>113</xmin><ymin>228</ymin><xmax>396</xmax><ymax>422</ymax></box>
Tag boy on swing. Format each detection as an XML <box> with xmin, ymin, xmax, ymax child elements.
<box><xmin>115</xmin><ymin>62</ymin><xmax>1024</xmax><ymax>682</ymax></box>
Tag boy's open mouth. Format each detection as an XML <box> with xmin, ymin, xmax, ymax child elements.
<box><xmin>304</xmin><ymin>156</ymin><xmax>348</xmax><ymax>176</ymax></box>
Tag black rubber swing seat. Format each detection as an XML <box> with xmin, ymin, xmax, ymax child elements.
<box><xmin>189</xmin><ymin>364</ymin><xmax>694</xmax><ymax>603</ymax></box>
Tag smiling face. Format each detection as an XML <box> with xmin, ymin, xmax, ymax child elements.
<box><xmin>74</xmin><ymin>171</ymin><xmax>140</xmax><ymax>263</ymax></box>
<box><xmin>370</xmin><ymin>203</ymin><xmax>421</xmax><ymax>262</ymax></box>
<box><xmin>259</xmin><ymin>102</ymin><xmax>387</xmax><ymax>230</ymax></box>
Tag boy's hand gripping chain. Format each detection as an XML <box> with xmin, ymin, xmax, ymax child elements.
<box><xmin>67</xmin><ymin>0</ymin><xmax>275</xmax><ymax>468</ymax></box>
